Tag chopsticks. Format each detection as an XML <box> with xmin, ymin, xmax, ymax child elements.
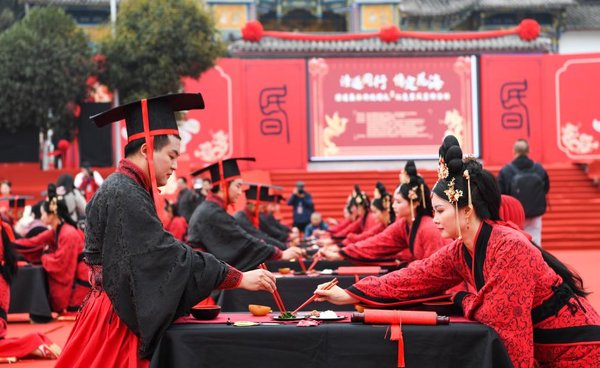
<box><xmin>259</xmin><ymin>263</ymin><xmax>287</xmax><ymax>313</ymax></box>
<box><xmin>306</xmin><ymin>253</ymin><xmax>321</xmax><ymax>273</ymax></box>
<box><xmin>298</xmin><ymin>257</ymin><xmax>308</xmax><ymax>272</ymax></box>
<box><xmin>291</xmin><ymin>278</ymin><xmax>338</xmax><ymax>314</ymax></box>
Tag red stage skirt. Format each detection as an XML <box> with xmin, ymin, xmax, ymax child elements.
<box><xmin>55</xmin><ymin>291</ymin><xmax>149</xmax><ymax>368</ymax></box>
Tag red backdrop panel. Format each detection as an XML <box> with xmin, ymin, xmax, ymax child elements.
<box><xmin>543</xmin><ymin>54</ymin><xmax>600</xmax><ymax>162</ymax></box>
<box><xmin>481</xmin><ymin>53</ymin><xmax>600</xmax><ymax>165</ymax></box>
<box><xmin>182</xmin><ymin>58</ymin><xmax>243</xmax><ymax>171</ymax></box>
<box><xmin>308</xmin><ymin>57</ymin><xmax>478</xmax><ymax>161</ymax></box>
<box><xmin>241</xmin><ymin>59</ymin><xmax>308</xmax><ymax>169</ymax></box>
<box><xmin>480</xmin><ymin>55</ymin><xmax>544</xmax><ymax>165</ymax></box>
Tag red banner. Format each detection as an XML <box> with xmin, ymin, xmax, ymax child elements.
<box><xmin>241</xmin><ymin>59</ymin><xmax>308</xmax><ymax>169</ymax></box>
<box><xmin>183</xmin><ymin>58</ymin><xmax>243</xmax><ymax>169</ymax></box>
<box><xmin>480</xmin><ymin>53</ymin><xmax>600</xmax><ymax>165</ymax></box>
<box><xmin>546</xmin><ymin>54</ymin><xmax>600</xmax><ymax>162</ymax></box>
<box><xmin>480</xmin><ymin>55</ymin><xmax>544</xmax><ymax>165</ymax></box>
<box><xmin>308</xmin><ymin>57</ymin><xmax>479</xmax><ymax>161</ymax></box>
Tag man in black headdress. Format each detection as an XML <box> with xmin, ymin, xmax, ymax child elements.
<box><xmin>233</xmin><ymin>184</ymin><xmax>287</xmax><ymax>250</ymax></box>
<box><xmin>55</xmin><ymin>93</ymin><xmax>276</xmax><ymax>367</ymax></box>
<box><xmin>187</xmin><ymin>159</ymin><xmax>303</xmax><ymax>271</ymax></box>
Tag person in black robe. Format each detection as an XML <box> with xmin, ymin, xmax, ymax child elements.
<box><xmin>257</xmin><ymin>194</ymin><xmax>290</xmax><ymax>242</ymax></box>
<box><xmin>261</xmin><ymin>194</ymin><xmax>294</xmax><ymax>239</ymax></box>
<box><xmin>187</xmin><ymin>159</ymin><xmax>304</xmax><ymax>271</ymax></box>
<box><xmin>55</xmin><ymin>93</ymin><xmax>276</xmax><ymax>368</ymax></box>
<box><xmin>233</xmin><ymin>184</ymin><xmax>287</xmax><ymax>250</ymax></box>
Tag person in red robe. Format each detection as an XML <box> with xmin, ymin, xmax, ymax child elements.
<box><xmin>340</xmin><ymin>195</ymin><xmax>391</xmax><ymax>246</ymax></box>
<box><xmin>324</xmin><ymin>186</ymin><xmax>374</xmax><ymax>241</ymax></box>
<box><xmin>0</xmin><ymin>221</ymin><xmax>61</xmax><ymax>361</ymax></box>
<box><xmin>12</xmin><ymin>184</ymin><xmax>89</xmax><ymax>313</ymax></box>
<box><xmin>163</xmin><ymin>200</ymin><xmax>187</xmax><ymax>241</ymax></box>
<box><xmin>56</xmin><ymin>94</ymin><xmax>277</xmax><ymax>368</ymax></box>
<box><xmin>319</xmin><ymin>161</ymin><xmax>449</xmax><ymax>265</ymax></box>
<box><xmin>315</xmin><ymin>136</ymin><xmax>600</xmax><ymax>367</ymax></box>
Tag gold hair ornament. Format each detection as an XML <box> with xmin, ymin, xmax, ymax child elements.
<box><xmin>408</xmin><ymin>186</ymin><xmax>419</xmax><ymax>221</ymax></box>
<box><xmin>443</xmin><ymin>177</ymin><xmax>463</xmax><ymax>240</ymax></box>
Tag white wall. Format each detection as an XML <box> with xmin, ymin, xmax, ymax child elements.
<box><xmin>560</xmin><ymin>30</ymin><xmax>600</xmax><ymax>54</ymax></box>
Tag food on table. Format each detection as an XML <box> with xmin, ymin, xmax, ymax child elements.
<box><xmin>248</xmin><ymin>304</ymin><xmax>272</xmax><ymax>316</ymax></box>
<box><xmin>278</xmin><ymin>311</ymin><xmax>297</xmax><ymax>319</ymax></box>
<box><xmin>319</xmin><ymin>310</ymin><xmax>338</xmax><ymax>319</ymax></box>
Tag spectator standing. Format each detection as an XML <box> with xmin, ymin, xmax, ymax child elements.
<box><xmin>497</xmin><ymin>139</ymin><xmax>549</xmax><ymax>246</ymax></box>
<box><xmin>287</xmin><ymin>181</ymin><xmax>314</xmax><ymax>232</ymax></box>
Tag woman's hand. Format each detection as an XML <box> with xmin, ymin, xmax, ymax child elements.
<box><xmin>239</xmin><ymin>269</ymin><xmax>277</xmax><ymax>293</ymax></box>
<box><xmin>313</xmin><ymin>284</ymin><xmax>359</xmax><ymax>305</ymax></box>
<box><xmin>318</xmin><ymin>246</ymin><xmax>342</xmax><ymax>260</ymax></box>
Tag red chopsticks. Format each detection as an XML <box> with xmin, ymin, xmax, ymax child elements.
<box><xmin>259</xmin><ymin>263</ymin><xmax>287</xmax><ymax>313</ymax></box>
<box><xmin>291</xmin><ymin>278</ymin><xmax>338</xmax><ymax>314</ymax></box>
<box><xmin>298</xmin><ymin>257</ymin><xmax>308</xmax><ymax>272</ymax></box>
<box><xmin>306</xmin><ymin>253</ymin><xmax>321</xmax><ymax>273</ymax></box>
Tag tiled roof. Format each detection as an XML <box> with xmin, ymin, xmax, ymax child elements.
<box><xmin>19</xmin><ymin>0</ymin><xmax>116</xmax><ymax>5</ymax></box>
<box><xmin>478</xmin><ymin>0</ymin><xmax>576</xmax><ymax>10</ymax></box>
<box><xmin>228</xmin><ymin>34</ymin><xmax>551</xmax><ymax>58</ymax></box>
<box><xmin>400</xmin><ymin>0</ymin><xmax>478</xmax><ymax>17</ymax></box>
<box><xmin>565</xmin><ymin>0</ymin><xmax>600</xmax><ymax>30</ymax></box>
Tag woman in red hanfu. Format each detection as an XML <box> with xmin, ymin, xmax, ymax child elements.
<box><xmin>163</xmin><ymin>200</ymin><xmax>188</xmax><ymax>242</ymax></box>
<box><xmin>0</xmin><ymin>221</ymin><xmax>61</xmax><ymax>361</ymax></box>
<box><xmin>315</xmin><ymin>136</ymin><xmax>600</xmax><ymax>367</ymax></box>
<box><xmin>12</xmin><ymin>184</ymin><xmax>89</xmax><ymax>313</ymax></box>
<box><xmin>320</xmin><ymin>161</ymin><xmax>449</xmax><ymax>265</ymax></box>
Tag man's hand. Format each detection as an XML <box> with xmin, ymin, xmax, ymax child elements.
<box><xmin>239</xmin><ymin>269</ymin><xmax>277</xmax><ymax>293</ymax></box>
<box><xmin>281</xmin><ymin>247</ymin><xmax>304</xmax><ymax>260</ymax></box>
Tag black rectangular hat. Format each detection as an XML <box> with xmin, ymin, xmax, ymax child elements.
<box><xmin>269</xmin><ymin>194</ymin><xmax>286</xmax><ymax>203</ymax></box>
<box><xmin>90</xmin><ymin>93</ymin><xmax>205</xmax><ymax>142</ymax></box>
<box><xmin>191</xmin><ymin>157</ymin><xmax>256</xmax><ymax>186</ymax></box>
<box><xmin>244</xmin><ymin>183</ymin><xmax>282</xmax><ymax>202</ymax></box>
<box><xmin>0</xmin><ymin>195</ymin><xmax>33</xmax><ymax>208</ymax></box>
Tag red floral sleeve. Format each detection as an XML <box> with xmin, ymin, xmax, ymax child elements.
<box><xmin>343</xmin><ymin>222</ymin><xmax>386</xmax><ymax>246</ymax></box>
<box><xmin>458</xmin><ymin>236</ymin><xmax>538</xmax><ymax>368</ymax></box>
<box><xmin>412</xmin><ymin>219</ymin><xmax>450</xmax><ymax>261</ymax></box>
<box><xmin>340</xmin><ymin>220</ymin><xmax>408</xmax><ymax>262</ymax></box>
<box><xmin>332</xmin><ymin>218</ymin><xmax>362</xmax><ymax>238</ymax></box>
<box><xmin>346</xmin><ymin>241</ymin><xmax>464</xmax><ymax>303</ymax></box>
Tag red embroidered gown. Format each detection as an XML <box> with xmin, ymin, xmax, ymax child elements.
<box><xmin>332</xmin><ymin>213</ymin><xmax>378</xmax><ymax>238</ymax></box>
<box><xmin>164</xmin><ymin>216</ymin><xmax>187</xmax><ymax>242</ymax></box>
<box><xmin>0</xmin><ymin>222</ymin><xmax>58</xmax><ymax>359</ymax></box>
<box><xmin>13</xmin><ymin>224</ymin><xmax>89</xmax><ymax>312</ymax></box>
<box><xmin>346</xmin><ymin>222</ymin><xmax>600</xmax><ymax>367</ymax></box>
<box><xmin>340</xmin><ymin>216</ymin><xmax>449</xmax><ymax>264</ymax></box>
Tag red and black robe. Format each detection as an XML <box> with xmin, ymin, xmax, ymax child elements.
<box><xmin>346</xmin><ymin>222</ymin><xmax>600</xmax><ymax>367</ymax></box>
<box><xmin>332</xmin><ymin>213</ymin><xmax>378</xmax><ymax>238</ymax></box>
<box><xmin>56</xmin><ymin>159</ymin><xmax>243</xmax><ymax>367</ymax></box>
<box><xmin>340</xmin><ymin>216</ymin><xmax>449</xmax><ymax>264</ymax></box>
<box><xmin>164</xmin><ymin>215</ymin><xmax>187</xmax><ymax>242</ymax></box>
<box><xmin>13</xmin><ymin>224</ymin><xmax>89</xmax><ymax>312</ymax></box>
<box><xmin>0</xmin><ymin>222</ymin><xmax>59</xmax><ymax>360</ymax></box>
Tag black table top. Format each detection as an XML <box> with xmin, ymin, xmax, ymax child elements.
<box><xmin>151</xmin><ymin>318</ymin><xmax>512</xmax><ymax>368</ymax></box>
<box><xmin>217</xmin><ymin>274</ymin><xmax>361</xmax><ymax>312</ymax></box>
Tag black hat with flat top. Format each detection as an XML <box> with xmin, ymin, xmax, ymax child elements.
<box><xmin>90</xmin><ymin>93</ymin><xmax>205</xmax><ymax>142</ymax></box>
<box><xmin>191</xmin><ymin>157</ymin><xmax>256</xmax><ymax>186</ymax></box>
<box><xmin>244</xmin><ymin>184</ymin><xmax>283</xmax><ymax>202</ymax></box>
<box><xmin>0</xmin><ymin>195</ymin><xmax>33</xmax><ymax>208</ymax></box>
